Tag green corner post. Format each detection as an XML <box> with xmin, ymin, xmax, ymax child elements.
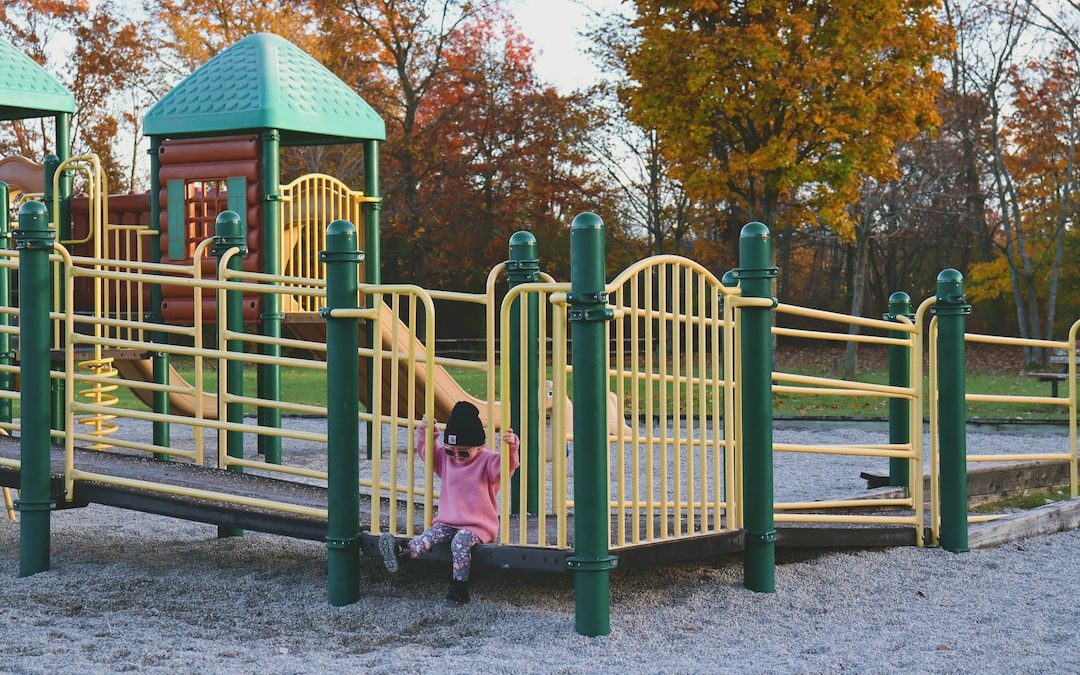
<box><xmin>735</xmin><ymin>221</ymin><xmax>776</xmax><ymax>593</ymax></box>
<box><xmin>0</xmin><ymin>183</ymin><xmax>12</xmax><ymax>426</ymax></box>
<box><xmin>55</xmin><ymin>114</ymin><xmax>72</xmax><ymax>242</ymax></box>
<box><xmin>14</xmin><ymin>202</ymin><xmax>56</xmax><ymax>576</ymax></box>
<box><xmin>508</xmin><ymin>231</ymin><xmax>540</xmax><ymax>514</ymax></box>
<box><xmin>258</xmin><ymin>130</ymin><xmax>283</xmax><ymax>464</ymax></box>
<box><xmin>42</xmin><ymin>154</ymin><xmax>64</xmax><ymax>432</ymax></box>
<box><xmin>212</xmin><ymin>211</ymin><xmax>247</xmax><ymax>538</ymax></box>
<box><xmin>362</xmin><ymin>140</ymin><xmax>380</xmax><ymax>460</ymax></box>
<box><xmin>936</xmin><ymin>269</ymin><xmax>970</xmax><ymax>553</ymax></box>
<box><xmin>54</xmin><ymin>114</ymin><xmax>72</xmax><ymax>431</ymax></box>
<box><xmin>149</xmin><ymin>136</ymin><xmax>171</xmax><ymax>457</ymax></box>
<box><xmin>566</xmin><ymin>212</ymin><xmax>617</xmax><ymax>636</ymax></box>
<box><xmin>886</xmin><ymin>292</ymin><xmax>913</xmax><ymax>488</ymax></box>
<box><xmin>322</xmin><ymin>219</ymin><xmax>363</xmax><ymax>606</ymax></box>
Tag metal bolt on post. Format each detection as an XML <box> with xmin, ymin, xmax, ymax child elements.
<box><xmin>14</xmin><ymin>202</ymin><xmax>56</xmax><ymax>576</ymax></box>
<box><xmin>935</xmin><ymin>269</ymin><xmax>970</xmax><ymax>553</ymax></box>
<box><xmin>566</xmin><ymin>212</ymin><xmax>617</xmax><ymax>637</ymax></box>
<box><xmin>507</xmin><ymin>231</ymin><xmax>540</xmax><ymax>514</ymax></box>
<box><xmin>885</xmin><ymin>292</ymin><xmax>913</xmax><ymax>489</ymax></box>
<box><xmin>322</xmin><ymin>219</ymin><xmax>363</xmax><ymax>606</ymax></box>
<box><xmin>733</xmin><ymin>222</ymin><xmax>777</xmax><ymax>593</ymax></box>
<box><xmin>212</xmin><ymin>211</ymin><xmax>247</xmax><ymax>539</ymax></box>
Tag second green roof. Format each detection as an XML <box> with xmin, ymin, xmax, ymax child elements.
<box><xmin>0</xmin><ymin>36</ymin><xmax>75</xmax><ymax>121</ymax></box>
<box><xmin>143</xmin><ymin>33</ymin><xmax>385</xmax><ymax>144</ymax></box>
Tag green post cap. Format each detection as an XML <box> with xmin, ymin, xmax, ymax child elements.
<box><xmin>721</xmin><ymin>270</ymin><xmax>738</xmax><ymax>288</ymax></box>
<box><xmin>509</xmin><ymin>230</ymin><xmax>537</xmax><ymax>256</ymax></box>
<box><xmin>508</xmin><ymin>231</ymin><xmax>539</xmax><ymax>282</ymax></box>
<box><xmin>936</xmin><ymin>269</ymin><xmax>964</xmax><ymax>302</ymax></box>
<box><xmin>15</xmin><ymin>201</ymin><xmax>53</xmax><ymax>240</ymax></box>
<box><xmin>571</xmin><ymin>212</ymin><xmax>604</xmax><ymax>230</ymax></box>
<box><xmin>321</xmin><ymin>219</ymin><xmax>363</xmax><ymax>264</ymax></box>
<box><xmin>738</xmin><ymin>222</ymin><xmax>773</xmax><ymax>274</ymax></box>
<box><xmin>211</xmin><ymin>210</ymin><xmax>246</xmax><ymax>255</ymax></box>
<box><xmin>326</xmin><ymin>218</ymin><xmax>357</xmax><ymax>244</ymax></box>
<box><xmin>886</xmin><ymin>291</ymin><xmax>912</xmax><ymax>320</ymax></box>
<box><xmin>740</xmin><ymin>221</ymin><xmax>770</xmax><ymax>239</ymax></box>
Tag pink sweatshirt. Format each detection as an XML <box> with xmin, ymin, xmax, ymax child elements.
<box><xmin>414</xmin><ymin>426</ymin><xmax>520</xmax><ymax>543</ymax></box>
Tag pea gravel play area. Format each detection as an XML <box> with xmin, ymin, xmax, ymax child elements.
<box><xmin>3</xmin><ymin>424</ymin><xmax>1079</xmax><ymax>674</ymax></box>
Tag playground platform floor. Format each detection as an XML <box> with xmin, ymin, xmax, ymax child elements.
<box><xmin>0</xmin><ymin>435</ymin><xmax>925</xmax><ymax>573</ymax></box>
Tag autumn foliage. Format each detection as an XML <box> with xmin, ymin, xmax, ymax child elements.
<box><xmin>0</xmin><ymin>0</ymin><xmax>1077</xmax><ymax>340</ymax></box>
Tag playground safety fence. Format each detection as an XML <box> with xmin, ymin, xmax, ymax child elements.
<box><xmin>5</xmin><ymin>199</ymin><xmax>1080</xmax><ymax>635</ymax></box>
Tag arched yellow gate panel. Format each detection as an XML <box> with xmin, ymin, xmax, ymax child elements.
<box><xmin>279</xmin><ymin>174</ymin><xmax>378</xmax><ymax>312</ymax></box>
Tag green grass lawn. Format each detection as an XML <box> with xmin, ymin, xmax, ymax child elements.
<box><xmin>24</xmin><ymin>344</ymin><xmax>1069</xmax><ymax>421</ymax></box>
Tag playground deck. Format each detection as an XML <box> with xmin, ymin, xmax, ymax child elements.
<box><xmin>0</xmin><ymin>435</ymin><xmax>922</xmax><ymax>572</ymax></box>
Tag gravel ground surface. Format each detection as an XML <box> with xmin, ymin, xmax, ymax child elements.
<box><xmin>2</xmin><ymin>421</ymin><xmax>1077</xmax><ymax>674</ymax></box>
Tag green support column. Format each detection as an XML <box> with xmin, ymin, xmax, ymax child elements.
<box><xmin>886</xmin><ymin>292</ymin><xmax>913</xmax><ymax>488</ymax></box>
<box><xmin>362</xmin><ymin>140</ymin><xmax>380</xmax><ymax>459</ymax></box>
<box><xmin>566</xmin><ymin>212</ymin><xmax>617</xmax><ymax>637</ymax></box>
<box><xmin>734</xmin><ymin>222</ymin><xmax>776</xmax><ymax>593</ymax></box>
<box><xmin>14</xmin><ymin>202</ymin><xmax>56</xmax><ymax>576</ymax></box>
<box><xmin>0</xmin><ymin>183</ymin><xmax>12</xmax><ymax>426</ymax></box>
<box><xmin>212</xmin><ymin>211</ymin><xmax>247</xmax><ymax>538</ymax></box>
<box><xmin>935</xmin><ymin>269</ymin><xmax>970</xmax><ymax>553</ymax></box>
<box><xmin>55</xmin><ymin>114</ymin><xmax>72</xmax><ymax>242</ymax></box>
<box><xmin>149</xmin><ymin>137</ymin><xmax>170</xmax><ymax>456</ymax></box>
<box><xmin>258</xmin><ymin>130</ymin><xmax>282</xmax><ymax>464</ymax></box>
<box><xmin>508</xmin><ymin>231</ymin><xmax>540</xmax><ymax>513</ymax></box>
<box><xmin>322</xmin><ymin>219</ymin><xmax>363</xmax><ymax>606</ymax></box>
<box><xmin>42</xmin><ymin>155</ymin><xmax>64</xmax><ymax>432</ymax></box>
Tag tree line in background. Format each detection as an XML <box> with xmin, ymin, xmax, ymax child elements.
<box><xmin>0</xmin><ymin>0</ymin><xmax>1076</xmax><ymax>366</ymax></box>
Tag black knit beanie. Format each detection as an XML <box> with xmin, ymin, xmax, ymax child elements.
<box><xmin>443</xmin><ymin>401</ymin><xmax>485</xmax><ymax>447</ymax></box>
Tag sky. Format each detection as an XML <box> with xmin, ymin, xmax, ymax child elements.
<box><xmin>72</xmin><ymin>0</ymin><xmax>623</xmax><ymax>94</ymax></box>
<box><xmin>509</xmin><ymin>0</ymin><xmax>622</xmax><ymax>93</ymax></box>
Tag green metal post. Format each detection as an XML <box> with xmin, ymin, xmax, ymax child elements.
<box><xmin>54</xmin><ymin>116</ymin><xmax>71</xmax><ymax>435</ymax></box>
<box><xmin>362</xmin><ymin>140</ymin><xmax>380</xmax><ymax>459</ymax></box>
<box><xmin>14</xmin><ymin>202</ymin><xmax>56</xmax><ymax>576</ymax></box>
<box><xmin>936</xmin><ymin>269</ymin><xmax>970</xmax><ymax>553</ymax></box>
<box><xmin>55</xmin><ymin>114</ymin><xmax>72</xmax><ymax>243</ymax></box>
<box><xmin>0</xmin><ymin>183</ymin><xmax>11</xmax><ymax>425</ymax></box>
<box><xmin>734</xmin><ymin>221</ymin><xmax>776</xmax><ymax>593</ymax></box>
<box><xmin>508</xmin><ymin>231</ymin><xmax>540</xmax><ymax>513</ymax></box>
<box><xmin>258</xmin><ymin>130</ymin><xmax>282</xmax><ymax>464</ymax></box>
<box><xmin>42</xmin><ymin>155</ymin><xmax>63</xmax><ymax>432</ymax></box>
<box><xmin>322</xmin><ymin>219</ymin><xmax>363</xmax><ymax>606</ymax></box>
<box><xmin>213</xmin><ymin>211</ymin><xmax>247</xmax><ymax>538</ymax></box>
<box><xmin>886</xmin><ymin>292</ymin><xmax>913</xmax><ymax>488</ymax></box>
<box><xmin>149</xmin><ymin>137</ymin><xmax>170</xmax><ymax>456</ymax></box>
<box><xmin>566</xmin><ymin>212</ymin><xmax>616</xmax><ymax>636</ymax></box>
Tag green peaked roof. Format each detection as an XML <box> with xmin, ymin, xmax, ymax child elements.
<box><xmin>0</xmin><ymin>36</ymin><xmax>75</xmax><ymax>121</ymax></box>
<box><xmin>143</xmin><ymin>33</ymin><xmax>385</xmax><ymax>144</ymax></box>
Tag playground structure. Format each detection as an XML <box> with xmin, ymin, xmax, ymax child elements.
<box><xmin>0</xmin><ymin>33</ymin><xmax>1077</xmax><ymax>637</ymax></box>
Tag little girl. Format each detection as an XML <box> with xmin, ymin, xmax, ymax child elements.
<box><xmin>379</xmin><ymin>400</ymin><xmax>520</xmax><ymax>605</ymax></box>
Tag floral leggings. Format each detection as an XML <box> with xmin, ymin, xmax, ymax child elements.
<box><xmin>406</xmin><ymin>523</ymin><xmax>482</xmax><ymax>582</ymax></box>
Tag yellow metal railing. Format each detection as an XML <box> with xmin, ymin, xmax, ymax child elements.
<box><xmin>56</xmin><ymin>241</ymin><xmax>334</xmax><ymax>517</ymax></box>
<box><xmin>926</xmin><ymin>316</ymin><xmax>1080</xmax><ymax>541</ymax></box>
<box><xmin>769</xmin><ymin>300</ymin><xmax>924</xmax><ymax>544</ymax></box>
<box><xmin>279</xmin><ymin>174</ymin><xmax>379</xmax><ymax>312</ymax></box>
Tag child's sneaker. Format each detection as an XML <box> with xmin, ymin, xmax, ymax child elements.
<box><xmin>444</xmin><ymin>579</ymin><xmax>470</xmax><ymax>605</ymax></box>
<box><xmin>379</xmin><ymin>532</ymin><xmax>401</xmax><ymax>573</ymax></box>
